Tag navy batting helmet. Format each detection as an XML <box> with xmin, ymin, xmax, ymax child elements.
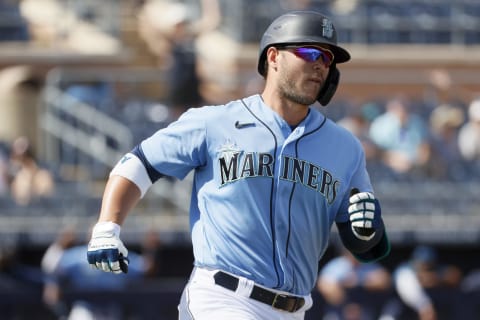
<box><xmin>257</xmin><ymin>11</ymin><xmax>350</xmax><ymax>75</ymax></box>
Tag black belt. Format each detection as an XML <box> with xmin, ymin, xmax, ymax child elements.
<box><xmin>213</xmin><ymin>271</ymin><xmax>305</xmax><ymax>313</ymax></box>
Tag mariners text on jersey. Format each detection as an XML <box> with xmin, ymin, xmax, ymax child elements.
<box><xmin>219</xmin><ymin>151</ymin><xmax>339</xmax><ymax>204</ymax></box>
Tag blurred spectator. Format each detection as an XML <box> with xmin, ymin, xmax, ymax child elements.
<box><xmin>458</xmin><ymin>98</ymin><xmax>480</xmax><ymax>165</ymax></box>
<box><xmin>41</xmin><ymin>226</ymin><xmax>77</xmax><ymax>275</ymax></box>
<box><xmin>426</xmin><ymin>103</ymin><xmax>467</xmax><ymax>180</ymax></box>
<box><xmin>20</xmin><ymin>0</ymin><xmax>120</xmax><ymax>53</ymax></box>
<box><xmin>42</xmin><ymin>239</ymin><xmax>147</xmax><ymax>320</ymax></box>
<box><xmin>369</xmin><ymin>96</ymin><xmax>430</xmax><ymax>178</ymax></box>
<box><xmin>317</xmin><ymin>247</ymin><xmax>392</xmax><ymax>320</ymax></box>
<box><xmin>423</xmin><ymin>69</ymin><xmax>467</xmax><ymax>118</ymax></box>
<box><xmin>337</xmin><ymin>103</ymin><xmax>379</xmax><ymax>162</ymax></box>
<box><xmin>337</xmin><ymin>104</ymin><xmax>396</xmax><ymax>182</ymax></box>
<box><xmin>9</xmin><ymin>136</ymin><xmax>55</xmax><ymax>206</ymax></box>
<box><xmin>381</xmin><ymin>245</ymin><xmax>463</xmax><ymax>320</ymax></box>
<box><xmin>137</xmin><ymin>0</ymin><xmax>221</xmax><ymax>115</ymax></box>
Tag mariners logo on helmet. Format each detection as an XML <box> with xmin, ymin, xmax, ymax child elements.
<box><xmin>322</xmin><ymin>18</ymin><xmax>334</xmax><ymax>39</ymax></box>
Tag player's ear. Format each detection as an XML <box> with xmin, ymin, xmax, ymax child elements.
<box><xmin>317</xmin><ymin>64</ymin><xmax>340</xmax><ymax>106</ymax></box>
<box><xmin>266</xmin><ymin>46</ymin><xmax>280</xmax><ymax>72</ymax></box>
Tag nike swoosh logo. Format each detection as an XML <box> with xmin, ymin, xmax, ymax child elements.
<box><xmin>120</xmin><ymin>155</ymin><xmax>132</xmax><ymax>164</ymax></box>
<box><xmin>235</xmin><ymin>121</ymin><xmax>255</xmax><ymax>129</ymax></box>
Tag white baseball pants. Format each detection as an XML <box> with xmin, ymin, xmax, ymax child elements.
<box><xmin>177</xmin><ymin>267</ymin><xmax>313</xmax><ymax>320</ymax></box>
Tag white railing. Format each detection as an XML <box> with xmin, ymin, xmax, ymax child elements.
<box><xmin>40</xmin><ymin>85</ymin><xmax>133</xmax><ymax>167</ymax></box>
<box><xmin>38</xmin><ymin>66</ymin><xmax>168</xmax><ymax>180</ymax></box>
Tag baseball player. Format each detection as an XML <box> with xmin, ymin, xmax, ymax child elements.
<box><xmin>87</xmin><ymin>10</ymin><xmax>390</xmax><ymax>320</ymax></box>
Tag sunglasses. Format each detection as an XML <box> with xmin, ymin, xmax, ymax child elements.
<box><xmin>278</xmin><ymin>46</ymin><xmax>334</xmax><ymax>67</ymax></box>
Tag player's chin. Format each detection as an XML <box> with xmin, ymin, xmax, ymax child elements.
<box><xmin>301</xmin><ymin>90</ymin><xmax>320</xmax><ymax>105</ymax></box>
<box><xmin>284</xmin><ymin>87</ymin><xmax>318</xmax><ymax>105</ymax></box>
<box><xmin>290</xmin><ymin>94</ymin><xmax>317</xmax><ymax>106</ymax></box>
<box><xmin>303</xmin><ymin>82</ymin><xmax>322</xmax><ymax>102</ymax></box>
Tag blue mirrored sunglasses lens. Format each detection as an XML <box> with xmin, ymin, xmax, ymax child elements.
<box><xmin>294</xmin><ymin>48</ymin><xmax>332</xmax><ymax>65</ymax></box>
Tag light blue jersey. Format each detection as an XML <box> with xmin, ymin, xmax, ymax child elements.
<box><xmin>139</xmin><ymin>94</ymin><xmax>373</xmax><ymax>295</ymax></box>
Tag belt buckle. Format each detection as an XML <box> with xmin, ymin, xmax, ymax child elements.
<box><xmin>272</xmin><ymin>294</ymin><xmax>303</xmax><ymax>312</ymax></box>
<box><xmin>271</xmin><ymin>293</ymin><xmax>289</xmax><ymax>311</ymax></box>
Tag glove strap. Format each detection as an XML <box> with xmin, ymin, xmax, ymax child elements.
<box><xmin>92</xmin><ymin>221</ymin><xmax>121</xmax><ymax>238</ymax></box>
<box><xmin>352</xmin><ymin>226</ymin><xmax>376</xmax><ymax>241</ymax></box>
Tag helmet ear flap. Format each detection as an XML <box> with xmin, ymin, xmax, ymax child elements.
<box><xmin>317</xmin><ymin>64</ymin><xmax>340</xmax><ymax>106</ymax></box>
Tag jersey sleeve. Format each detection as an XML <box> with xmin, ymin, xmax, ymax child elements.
<box><xmin>139</xmin><ymin>107</ymin><xmax>209</xmax><ymax>180</ymax></box>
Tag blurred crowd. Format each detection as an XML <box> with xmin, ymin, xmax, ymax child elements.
<box><xmin>3</xmin><ymin>0</ymin><xmax>480</xmax><ymax>46</ymax></box>
<box><xmin>0</xmin><ymin>226</ymin><xmax>176</xmax><ymax>320</ymax></box>
<box><xmin>315</xmin><ymin>243</ymin><xmax>480</xmax><ymax>320</ymax></box>
<box><xmin>1</xmin><ymin>229</ymin><xmax>480</xmax><ymax>319</ymax></box>
<box><xmin>0</xmin><ymin>0</ymin><xmax>479</xmax><ymax>186</ymax></box>
<box><xmin>329</xmin><ymin>93</ymin><xmax>480</xmax><ymax>184</ymax></box>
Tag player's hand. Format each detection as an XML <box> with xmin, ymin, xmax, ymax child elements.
<box><xmin>87</xmin><ymin>221</ymin><xmax>129</xmax><ymax>274</ymax></box>
<box><xmin>348</xmin><ymin>188</ymin><xmax>381</xmax><ymax>241</ymax></box>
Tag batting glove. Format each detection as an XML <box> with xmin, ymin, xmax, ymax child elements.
<box><xmin>348</xmin><ymin>188</ymin><xmax>381</xmax><ymax>241</ymax></box>
<box><xmin>87</xmin><ymin>221</ymin><xmax>129</xmax><ymax>274</ymax></box>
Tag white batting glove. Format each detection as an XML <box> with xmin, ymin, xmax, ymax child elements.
<box><xmin>348</xmin><ymin>189</ymin><xmax>380</xmax><ymax>241</ymax></box>
<box><xmin>87</xmin><ymin>221</ymin><xmax>129</xmax><ymax>274</ymax></box>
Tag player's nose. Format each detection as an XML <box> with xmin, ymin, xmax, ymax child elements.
<box><xmin>313</xmin><ymin>60</ymin><xmax>329</xmax><ymax>71</ymax></box>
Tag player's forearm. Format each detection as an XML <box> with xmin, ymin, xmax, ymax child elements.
<box><xmin>97</xmin><ymin>175</ymin><xmax>142</xmax><ymax>226</ymax></box>
<box><xmin>337</xmin><ymin>220</ymin><xmax>390</xmax><ymax>262</ymax></box>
